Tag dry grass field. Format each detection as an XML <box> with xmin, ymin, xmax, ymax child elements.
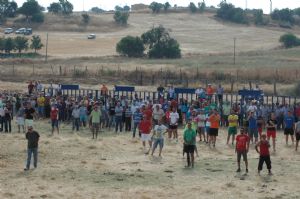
<box><xmin>0</xmin><ymin>121</ymin><xmax>300</xmax><ymax>199</ymax></box>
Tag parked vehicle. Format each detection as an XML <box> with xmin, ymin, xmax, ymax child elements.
<box><xmin>15</xmin><ymin>28</ymin><xmax>26</xmax><ymax>34</ymax></box>
<box><xmin>24</xmin><ymin>28</ymin><xmax>32</xmax><ymax>35</ymax></box>
<box><xmin>4</xmin><ymin>28</ymin><xmax>13</xmax><ymax>34</ymax></box>
<box><xmin>87</xmin><ymin>34</ymin><xmax>96</xmax><ymax>39</ymax></box>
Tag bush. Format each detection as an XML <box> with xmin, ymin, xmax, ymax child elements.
<box><xmin>82</xmin><ymin>13</ymin><xmax>90</xmax><ymax>24</ymax></box>
<box><xmin>279</xmin><ymin>33</ymin><xmax>300</xmax><ymax>48</ymax></box>
<box><xmin>114</xmin><ymin>11</ymin><xmax>129</xmax><ymax>25</ymax></box>
<box><xmin>116</xmin><ymin>36</ymin><xmax>144</xmax><ymax>57</ymax></box>
<box><xmin>31</xmin><ymin>12</ymin><xmax>44</xmax><ymax>23</ymax></box>
<box><xmin>217</xmin><ymin>2</ymin><xmax>248</xmax><ymax>24</ymax></box>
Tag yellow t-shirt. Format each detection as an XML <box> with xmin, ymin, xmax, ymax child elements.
<box><xmin>228</xmin><ymin>114</ymin><xmax>238</xmax><ymax>127</ymax></box>
<box><xmin>37</xmin><ymin>97</ymin><xmax>45</xmax><ymax>106</ymax></box>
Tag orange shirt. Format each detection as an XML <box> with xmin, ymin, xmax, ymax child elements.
<box><xmin>209</xmin><ymin>114</ymin><xmax>220</xmax><ymax>129</ymax></box>
<box><xmin>206</xmin><ymin>87</ymin><xmax>214</xmax><ymax>95</ymax></box>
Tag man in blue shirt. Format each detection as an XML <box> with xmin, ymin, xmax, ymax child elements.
<box><xmin>248</xmin><ymin>112</ymin><xmax>258</xmax><ymax>144</ymax></box>
<box><xmin>284</xmin><ymin>110</ymin><xmax>295</xmax><ymax>145</ymax></box>
<box><xmin>132</xmin><ymin>108</ymin><xmax>143</xmax><ymax>138</ymax></box>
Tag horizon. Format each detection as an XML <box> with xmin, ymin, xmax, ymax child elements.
<box><xmin>13</xmin><ymin>0</ymin><xmax>300</xmax><ymax>14</ymax></box>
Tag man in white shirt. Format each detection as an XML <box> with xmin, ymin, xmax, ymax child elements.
<box><xmin>169</xmin><ymin>107</ymin><xmax>179</xmax><ymax>142</ymax></box>
<box><xmin>152</xmin><ymin>105</ymin><xmax>165</xmax><ymax>125</ymax></box>
<box><xmin>248</xmin><ymin>101</ymin><xmax>258</xmax><ymax>116</ymax></box>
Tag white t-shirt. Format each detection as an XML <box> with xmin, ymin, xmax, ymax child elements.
<box><xmin>153</xmin><ymin>108</ymin><xmax>165</xmax><ymax>120</ymax></box>
<box><xmin>197</xmin><ymin>114</ymin><xmax>206</xmax><ymax>127</ymax></box>
<box><xmin>169</xmin><ymin>112</ymin><xmax>179</xmax><ymax>125</ymax></box>
<box><xmin>153</xmin><ymin>124</ymin><xmax>168</xmax><ymax>139</ymax></box>
<box><xmin>205</xmin><ymin>114</ymin><xmax>210</xmax><ymax>127</ymax></box>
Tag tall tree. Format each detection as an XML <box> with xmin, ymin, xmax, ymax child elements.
<box><xmin>47</xmin><ymin>2</ymin><xmax>62</xmax><ymax>14</ymax></box>
<box><xmin>30</xmin><ymin>35</ymin><xmax>43</xmax><ymax>53</ymax></box>
<box><xmin>0</xmin><ymin>0</ymin><xmax>18</xmax><ymax>21</ymax></box>
<box><xmin>163</xmin><ymin>2</ymin><xmax>171</xmax><ymax>12</ymax></box>
<box><xmin>59</xmin><ymin>0</ymin><xmax>73</xmax><ymax>15</ymax></box>
<box><xmin>18</xmin><ymin>0</ymin><xmax>43</xmax><ymax>21</ymax></box>
<box><xmin>4</xmin><ymin>37</ymin><xmax>14</xmax><ymax>54</ymax></box>
<box><xmin>14</xmin><ymin>36</ymin><xmax>28</xmax><ymax>54</ymax></box>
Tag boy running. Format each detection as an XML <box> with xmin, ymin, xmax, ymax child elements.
<box><xmin>255</xmin><ymin>134</ymin><xmax>272</xmax><ymax>175</ymax></box>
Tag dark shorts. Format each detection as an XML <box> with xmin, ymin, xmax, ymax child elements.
<box><xmin>209</xmin><ymin>128</ymin><xmax>218</xmax><ymax>136</ymax></box>
<box><xmin>184</xmin><ymin>144</ymin><xmax>195</xmax><ymax>154</ymax></box>
<box><xmin>51</xmin><ymin>119</ymin><xmax>59</xmax><ymax>128</ymax></box>
<box><xmin>284</xmin><ymin>128</ymin><xmax>294</xmax><ymax>135</ymax></box>
<box><xmin>237</xmin><ymin>151</ymin><xmax>247</xmax><ymax>162</ymax></box>
<box><xmin>153</xmin><ymin>119</ymin><xmax>159</xmax><ymax>125</ymax></box>
<box><xmin>296</xmin><ymin>133</ymin><xmax>300</xmax><ymax>141</ymax></box>
<box><xmin>169</xmin><ymin>124</ymin><xmax>178</xmax><ymax>130</ymax></box>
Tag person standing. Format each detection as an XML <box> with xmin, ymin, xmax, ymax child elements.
<box><xmin>227</xmin><ymin>110</ymin><xmax>239</xmax><ymax>145</ymax></box>
<box><xmin>295</xmin><ymin>120</ymin><xmax>300</xmax><ymax>151</ymax></box>
<box><xmin>3</xmin><ymin>105</ymin><xmax>12</xmax><ymax>133</ymax></box>
<box><xmin>16</xmin><ymin>104</ymin><xmax>25</xmax><ymax>133</ymax></box>
<box><xmin>132</xmin><ymin>108</ymin><xmax>143</xmax><ymax>138</ymax></box>
<box><xmin>169</xmin><ymin>107</ymin><xmax>179</xmax><ymax>142</ymax></box>
<box><xmin>248</xmin><ymin>112</ymin><xmax>259</xmax><ymax>144</ymax></box>
<box><xmin>37</xmin><ymin>94</ymin><xmax>45</xmax><ymax>118</ymax></box>
<box><xmin>151</xmin><ymin>119</ymin><xmax>168</xmax><ymax>157</ymax></box>
<box><xmin>183</xmin><ymin>122</ymin><xmax>197</xmax><ymax>168</ymax></box>
<box><xmin>24</xmin><ymin>126</ymin><xmax>40</xmax><ymax>171</ymax></box>
<box><xmin>283</xmin><ymin>110</ymin><xmax>295</xmax><ymax>145</ymax></box>
<box><xmin>139</xmin><ymin>115</ymin><xmax>152</xmax><ymax>154</ymax></box>
<box><xmin>90</xmin><ymin>105</ymin><xmax>101</xmax><ymax>139</ymax></box>
<box><xmin>266</xmin><ymin>113</ymin><xmax>277</xmax><ymax>152</ymax></box>
<box><xmin>216</xmin><ymin>84</ymin><xmax>224</xmax><ymax>105</ymax></box>
<box><xmin>255</xmin><ymin>134</ymin><xmax>272</xmax><ymax>175</ymax></box>
<box><xmin>72</xmin><ymin>103</ymin><xmax>80</xmax><ymax>132</ymax></box>
<box><xmin>24</xmin><ymin>102</ymin><xmax>36</xmax><ymax>129</ymax></box>
<box><xmin>50</xmin><ymin>106</ymin><xmax>59</xmax><ymax>135</ymax></box>
<box><xmin>115</xmin><ymin>102</ymin><xmax>123</xmax><ymax>133</ymax></box>
<box><xmin>209</xmin><ymin>109</ymin><xmax>220</xmax><ymax>147</ymax></box>
<box><xmin>196</xmin><ymin>109</ymin><xmax>206</xmax><ymax>142</ymax></box>
<box><xmin>152</xmin><ymin>104</ymin><xmax>165</xmax><ymax>126</ymax></box>
<box><xmin>235</xmin><ymin>128</ymin><xmax>250</xmax><ymax>173</ymax></box>
<box><xmin>124</xmin><ymin>105</ymin><xmax>132</xmax><ymax>131</ymax></box>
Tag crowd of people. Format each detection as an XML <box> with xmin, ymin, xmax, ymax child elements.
<box><xmin>1</xmin><ymin>82</ymin><xmax>300</xmax><ymax>173</ymax></box>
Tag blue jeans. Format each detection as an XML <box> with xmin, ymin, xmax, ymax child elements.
<box><xmin>26</xmin><ymin>148</ymin><xmax>38</xmax><ymax>169</ymax></box>
<box><xmin>73</xmin><ymin>118</ymin><xmax>80</xmax><ymax>131</ymax></box>
<box><xmin>115</xmin><ymin>116</ymin><xmax>123</xmax><ymax>132</ymax></box>
<box><xmin>109</xmin><ymin>115</ymin><xmax>115</xmax><ymax>128</ymax></box>
<box><xmin>132</xmin><ymin>122</ymin><xmax>140</xmax><ymax>137</ymax></box>
<box><xmin>38</xmin><ymin>106</ymin><xmax>44</xmax><ymax>117</ymax></box>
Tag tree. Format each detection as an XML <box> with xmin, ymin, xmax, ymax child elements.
<box><xmin>30</xmin><ymin>35</ymin><xmax>43</xmax><ymax>53</ymax></box>
<box><xmin>4</xmin><ymin>37</ymin><xmax>14</xmax><ymax>54</ymax></box>
<box><xmin>114</xmin><ymin>11</ymin><xmax>129</xmax><ymax>25</ymax></box>
<box><xmin>294</xmin><ymin>8</ymin><xmax>300</xmax><ymax>16</ymax></box>
<box><xmin>279</xmin><ymin>33</ymin><xmax>300</xmax><ymax>48</ymax></box>
<box><xmin>149</xmin><ymin>2</ymin><xmax>163</xmax><ymax>13</ymax></box>
<box><xmin>198</xmin><ymin>1</ymin><xmax>206</xmax><ymax>13</ymax></box>
<box><xmin>59</xmin><ymin>0</ymin><xmax>73</xmax><ymax>15</ymax></box>
<box><xmin>47</xmin><ymin>2</ymin><xmax>62</xmax><ymax>14</ymax></box>
<box><xmin>90</xmin><ymin>7</ymin><xmax>105</xmax><ymax>13</ymax></box>
<box><xmin>32</xmin><ymin>12</ymin><xmax>44</xmax><ymax>22</ymax></box>
<box><xmin>253</xmin><ymin>9</ymin><xmax>264</xmax><ymax>25</ymax></box>
<box><xmin>18</xmin><ymin>0</ymin><xmax>43</xmax><ymax>21</ymax></box>
<box><xmin>0</xmin><ymin>0</ymin><xmax>18</xmax><ymax>21</ymax></box>
<box><xmin>217</xmin><ymin>2</ymin><xmax>248</xmax><ymax>24</ymax></box>
<box><xmin>82</xmin><ymin>13</ymin><xmax>90</xmax><ymax>24</ymax></box>
<box><xmin>189</xmin><ymin>2</ymin><xmax>197</xmax><ymax>13</ymax></box>
<box><xmin>141</xmin><ymin>25</ymin><xmax>181</xmax><ymax>59</ymax></box>
<box><xmin>0</xmin><ymin>37</ymin><xmax>5</xmax><ymax>52</ymax></box>
<box><xmin>14</xmin><ymin>36</ymin><xmax>28</xmax><ymax>54</ymax></box>
<box><xmin>123</xmin><ymin>5</ymin><xmax>130</xmax><ymax>12</ymax></box>
<box><xmin>116</xmin><ymin>36</ymin><xmax>144</xmax><ymax>57</ymax></box>
<box><xmin>163</xmin><ymin>2</ymin><xmax>171</xmax><ymax>12</ymax></box>
<box><xmin>271</xmin><ymin>8</ymin><xmax>294</xmax><ymax>24</ymax></box>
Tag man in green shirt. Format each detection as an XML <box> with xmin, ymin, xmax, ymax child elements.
<box><xmin>90</xmin><ymin>105</ymin><xmax>101</xmax><ymax>139</ymax></box>
<box><xmin>183</xmin><ymin>122</ymin><xmax>197</xmax><ymax>168</ymax></box>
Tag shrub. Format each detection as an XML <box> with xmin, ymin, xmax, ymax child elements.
<box><xmin>217</xmin><ymin>2</ymin><xmax>248</xmax><ymax>24</ymax></box>
<box><xmin>279</xmin><ymin>33</ymin><xmax>300</xmax><ymax>48</ymax></box>
<box><xmin>116</xmin><ymin>36</ymin><xmax>144</xmax><ymax>57</ymax></box>
<box><xmin>114</xmin><ymin>11</ymin><xmax>129</xmax><ymax>25</ymax></box>
<box><xmin>82</xmin><ymin>13</ymin><xmax>90</xmax><ymax>24</ymax></box>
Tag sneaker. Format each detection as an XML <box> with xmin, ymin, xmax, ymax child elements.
<box><xmin>236</xmin><ymin>168</ymin><xmax>241</xmax><ymax>172</ymax></box>
<box><xmin>24</xmin><ymin>168</ymin><xmax>29</xmax><ymax>171</ymax></box>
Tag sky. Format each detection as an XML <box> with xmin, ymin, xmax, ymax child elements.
<box><xmin>14</xmin><ymin>0</ymin><xmax>300</xmax><ymax>14</ymax></box>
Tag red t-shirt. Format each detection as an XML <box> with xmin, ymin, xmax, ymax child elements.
<box><xmin>296</xmin><ymin>107</ymin><xmax>300</xmax><ymax>117</ymax></box>
<box><xmin>143</xmin><ymin>109</ymin><xmax>152</xmax><ymax>120</ymax></box>
<box><xmin>50</xmin><ymin>108</ymin><xmax>59</xmax><ymax>120</ymax></box>
<box><xmin>139</xmin><ymin>120</ymin><xmax>152</xmax><ymax>134</ymax></box>
<box><xmin>236</xmin><ymin>134</ymin><xmax>250</xmax><ymax>152</ymax></box>
<box><xmin>171</xmin><ymin>100</ymin><xmax>178</xmax><ymax>108</ymax></box>
<box><xmin>259</xmin><ymin>141</ymin><xmax>270</xmax><ymax>156</ymax></box>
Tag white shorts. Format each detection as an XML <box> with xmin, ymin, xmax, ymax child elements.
<box><xmin>25</xmin><ymin>119</ymin><xmax>33</xmax><ymax>127</ymax></box>
<box><xmin>17</xmin><ymin>117</ymin><xmax>25</xmax><ymax>125</ymax></box>
<box><xmin>141</xmin><ymin>133</ymin><xmax>152</xmax><ymax>142</ymax></box>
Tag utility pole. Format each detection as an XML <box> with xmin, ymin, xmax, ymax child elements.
<box><xmin>270</xmin><ymin>0</ymin><xmax>272</xmax><ymax>14</ymax></box>
<box><xmin>245</xmin><ymin>0</ymin><xmax>248</xmax><ymax>10</ymax></box>
<box><xmin>45</xmin><ymin>33</ymin><xmax>48</xmax><ymax>62</ymax></box>
<box><xmin>233</xmin><ymin>37</ymin><xmax>236</xmax><ymax>65</ymax></box>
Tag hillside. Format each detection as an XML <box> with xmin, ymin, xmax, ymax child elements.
<box><xmin>2</xmin><ymin>12</ymin><xmax>298</xmax><ymax>58</ymax></box>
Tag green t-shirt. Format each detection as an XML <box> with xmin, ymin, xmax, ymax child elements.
<box><xmin>91</xmin><ymin>110</ymin><xmax>101</xmax><ymax>123</ymax></box>
<box><xmin>183</xmin><ymin>128</ymin><xmax>197</xmax><ymax>145</ymax></box>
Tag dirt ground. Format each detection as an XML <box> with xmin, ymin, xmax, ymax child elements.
<box><xmin>0</xmin><ymin>121</ymin><xmax>300</xmax><ymax>199</ymax></box>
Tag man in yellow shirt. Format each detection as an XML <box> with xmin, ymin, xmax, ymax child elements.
<box><xmin>37</xmin><ymin>94</ymin><xmax>45</xmax><ymax>118</ymax></box>
<box><xmin>227</xmin><ymin>109</ymin><xmax>239</xmax><ymax>145</ymax></box>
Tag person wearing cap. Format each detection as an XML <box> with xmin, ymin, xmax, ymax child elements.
<box><xmin>255</xmin><ymin>134</ymin><xmax>272</xmax><ymax>175</ymax></box>
<box><xmin>183</xmin><ymin>122</ymin><xmax>197</xmax><ymax>168</ymax></box>
<box><xmin>283</xmin><ymin>110</ymin><xmax>295</xmax><ymax>146</ymax></box>
<box><xmin>235</xmin><ymin>128</ymin><xmax>250</xmax><ymax>173</ymax></box>
<box><xmin>24</xmin><ymin>126</ymin><xmax>40</xmax><ymax>171</ymax></box>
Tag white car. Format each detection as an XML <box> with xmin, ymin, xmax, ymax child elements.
<box><xmin>15</xmin><ymin>28</ymin><xmax>26</xmax><ymax>34</ymax></box>
<box><xmin>4</xmin><ymin>28</ymin><xmax>13</xmax><ymax>34</ymax></box>
<box><xmin>87</xmin><ymin>34</ymin><xmax>96</xmax><ymax>39</ymax></box>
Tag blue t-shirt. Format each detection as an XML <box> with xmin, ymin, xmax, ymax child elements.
<box><xmin>248</xmin><ymin>116</ymin><xmax>257</xmax><ymax>129</ymax></box>
<box><xmin>284</xmin><ymin>116</ymin><xmax>295</xmax><ymax>129</ymax></box>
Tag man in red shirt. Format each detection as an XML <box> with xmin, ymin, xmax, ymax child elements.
<box><xmin>235</xmin><ymin>128</ymin><xmax>250</xmax><ymax>173</ymax></box>
<box><xmin>255</xmin><ymin>134</ymin><xmax>272</xmax><ymax>175</ymax></box>
<box><xmin>139</xmin><ymin>115</ymin><xmax>152</xmax><ymax>154</ymax></box>
<box><xmin>50</xmin><ymin>105</ymin><xmax>59</xmax><ymax>135</ymax></box>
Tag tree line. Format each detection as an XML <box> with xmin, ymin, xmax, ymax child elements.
<box><xmin>0</xmin><ymin>35</ymin><xmax>43</xmax><ymax>55</ymax></box>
